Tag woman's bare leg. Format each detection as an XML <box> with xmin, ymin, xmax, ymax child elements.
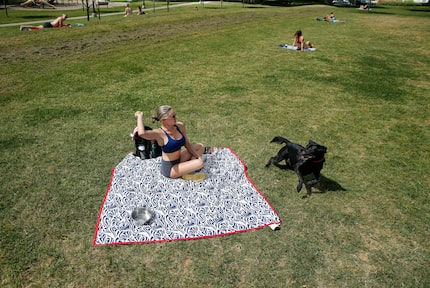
<box><xmin>180</xmin><ymin>143</ymin><xmax>205</xmax><ymax>161</ymax></box>
<box><xmin>170</xmin><ymin>158</ymin><xmax>204</xmax><ymax>178</ymax></box>
<box><xmin>20</xmin><ymin>25</ymin><xmax>43</xmax><ymax>31</ymax></box>
<box><xmin>169</xmin><ymin>143</ymin><xmax>205</xmax><ymax>178</ymax></box>
<box><xmin>40</xmin><ymin>0</ymin><xmax>56</xmax><ymax>8</ymax></box>
<box><xmin>20</xmin><ymin>0</ymin><xmax>34</xmax><ymax>7</ymax></box>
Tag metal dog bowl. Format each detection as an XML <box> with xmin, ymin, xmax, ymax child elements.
<box><xmin>131</xmin><ymin>207</ymin><xmax>154</xmax><ymax>225</ymax></box>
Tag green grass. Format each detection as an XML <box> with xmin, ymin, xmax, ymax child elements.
<box><xmin>1</xmin><ymin>2</ymin><xmax>429</xmax><ymax>287</ymax></box>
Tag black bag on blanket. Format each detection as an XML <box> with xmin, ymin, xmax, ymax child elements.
<box><xmin>133</xmin><ymin>126</ymin><xmax>162</xmax><ymax>160</ymax></box>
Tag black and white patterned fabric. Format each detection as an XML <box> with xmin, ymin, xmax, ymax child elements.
<box><xmin>94</xmin><ymin>147</ymin><xmax>281</xmax><ymax>245</ymax></box>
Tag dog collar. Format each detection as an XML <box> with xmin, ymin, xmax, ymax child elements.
<box><xmin>311</xmin><ymin>157</ymin><xmax>325</xmax><ymax>163</ymax></box>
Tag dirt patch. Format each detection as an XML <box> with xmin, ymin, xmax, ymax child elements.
<box><xmin>1</xmin><ymin>11</ymin><xmax>284</xmax><ymax>63</ymax></box>
<box><xmin>6</xmin><ymin>2</ymin><xmax>126</xmax><ymax>11</ymax></box>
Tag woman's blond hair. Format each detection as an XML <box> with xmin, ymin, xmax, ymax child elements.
<box><xmin>152</xmin><ymin>105</ymin><xmax>172</xmax><ymax>123</ymax></box>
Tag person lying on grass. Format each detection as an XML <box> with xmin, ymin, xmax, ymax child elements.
<box><xmin>20</xmin><ymin>14</ymin><xmax>70</xmax><ymax>31</ymax></box>
<box><xmin>315</xmin><ymin>12</ymin><xmax>346</xmax><ymax>23</ymax></box>
<box><xmin>327</xmin><ymin>11</ymin><xmax>346</xmax><ymax>23</ymax></box>
<box><xmin>134</xmin><ymin>106</ymin><xmax>206</xmax><ymax>181</ymax></box>
<box><xmin>20</xmin><ymin>0</ymin><xmax>56</xmax><ymax>9</ymax></box>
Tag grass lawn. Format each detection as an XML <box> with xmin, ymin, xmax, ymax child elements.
<box><xmin>1</xmin><ymin>2</ymin><xmax>429</xmax><ymax>287</ymax></box>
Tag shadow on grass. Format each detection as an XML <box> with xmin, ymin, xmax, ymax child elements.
<box><xmin>362</xmin><ymin>10</ymin><xmax>395</xmax><ymax>15</ymax></box>
<box><xmin>266</xmin><ymin>164</ymin><xmax>346</xmax><ymax>194</ymax></box>
<box><xmin>0</xmin><ymin>134</ymin><xmax>37</xmax><ymax>151</ymax></box>
<box><xmin>244</xmin><ymin>6</ymin><xmax>267</xmax><ymax>8</ymax></box>
<box><xmin>319</xmin><ymin>174</ymin><xmax>346</xmax><ymax>192</ymax></box>
<box><xmin>301</xmin><ymin>175</ymin><xmax>346</xmax><ymax>198</ymax></box>
<box><xmin>409</xmin><ymin>8</ymin><xmax>430</xmax><ymax>12</ymax></box>
<box><xmin>22</xmin><ymin>15</ymin><xmax>55</xmax><ymax>19</ymax></box>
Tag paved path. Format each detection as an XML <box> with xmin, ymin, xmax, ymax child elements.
<box><xmin>0</xmin><ymin>1</ymin><xmax>209</xmax><ymax>28</ymax></box>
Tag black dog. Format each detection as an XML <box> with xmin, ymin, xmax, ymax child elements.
<box><xmin>265</xmin><ymin>136</ymin><xmax>327</xmax><ymax>197</ymax></box>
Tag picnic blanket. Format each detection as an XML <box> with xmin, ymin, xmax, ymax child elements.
<box><xmin>280</xmin><ymin>44</ymin><xmax>316</xmax><ymax>51</ymax></box>
<box><xmin>93</xmin><ymin>147</ymin><xmax>281</xmax><ymax>245</ymax></box>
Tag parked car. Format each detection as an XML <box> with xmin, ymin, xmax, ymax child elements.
<box><xmin>332</xmin><ymin>0</ymin><xmax>352</xmax><ymax>5</ymax></box>
<box><xmin>357</xmin><ymin>0</ymin><xmax>380</xmax><ymax>4</ymax></box>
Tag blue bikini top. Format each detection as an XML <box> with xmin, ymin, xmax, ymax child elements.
<box><xmin>160</xmin><ymin>125</ymin><xmax>186</xmax><ymax>153</ymax></box>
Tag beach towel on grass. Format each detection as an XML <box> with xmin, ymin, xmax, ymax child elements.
<box><xmin>94</xmin><ymin>147</ymin><xmax>281</xmax><ymax>245</ymax></box>
<box><xmin>280</xmin><ymin>44</ymin><xmax>316</xmax><ymax>51</ymax></box>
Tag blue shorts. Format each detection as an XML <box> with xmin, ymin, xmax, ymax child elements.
<box><xmin>160</xmin><ymin>159</ymin><xmax>180</xmax><ymax>177</ymax></box>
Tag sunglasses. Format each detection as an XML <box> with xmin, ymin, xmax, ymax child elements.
<box><xmin>165</xmin><ymin>113</ymin><xmax>176</xmax><ymax>120</ymax></box>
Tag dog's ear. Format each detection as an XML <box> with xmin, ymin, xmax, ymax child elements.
<box><xmin>305</xmin><ymin>141</ymin><xmax>314</xmax><ymax>150</ymax></box>
<box><xmin>307</xmin><ymin>140</ymin><xmax>321</xmax><ymax>148</ymax></box>
<box><xmin>315</xmin><ymin>143</ymin><xmax>327</xmax><ymax>153</ymax></box>
<box><xmin>320</xmin><ymin>145</ymin><xmax>327</xmax><ymax>153</ymax></box>
<box><xmin>307</xmin><ymin>140</ymin><xmax>327</xmax><ymax>153</ymax></box>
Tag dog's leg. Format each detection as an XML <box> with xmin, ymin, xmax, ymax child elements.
<box><xmin>307</xmin><ymin>170</ymin><xmax>322</xmax><ymax>192</ymax></box>
<box><xmin>303</xmin><ymin>183</ymin><xmax>312</xmax><ymax>198</ymax></box>
<box><xmin>266</xmin><ymin>145</ymin><xmax>290</xmax><ymax>167</ymax></box>
<box><xmin>306</xmin><ymin>179</ymin><xmax>319</xmax><ymax>186</ymax></box>
<box><xmin>296</xmin><ymin>179</ymin><xmax>304</xmax><ymax>193</ymax></box>
<box><xmin>265</xmin><ymin>157</ymin><xmax>275</xmax><ymax>168</ymax></box>
<box><xmin>266</xmin><ymin>157</ymin><xmax>289</xmax><ymax>170</ymax></box>
<box><xmin>295</xmin><ymin>170</ymin><xmax>304</xmax><ymax>193</ymax></box>
<box><xmin>304</xmin><ymin>176</ymin><xmax>320</xmax><ymax>197</ymax></box>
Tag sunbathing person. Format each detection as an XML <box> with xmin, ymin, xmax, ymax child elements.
<box><xmin>134</xmin><ymin>106</ymin><xmax>206</xmax><ymax>180</ymax></box>
<box><xmin>315</xmin><ymin>17</ymin><xmax>327</xmax><ymax>21</ymax></box>
<box><xmin>327</xmin><ymin>12</ymin><xmax>346</xmax><ymax>23</ymax></box>
<box><xmin>136</xmin><ymin>5</ymin><xmax>146</xmax><ymax>15</ymax></box>
<box><xmin>20</xmin><ymin>14</ymin><xmax>70</xmax><ymax>31</ymax></box>
<box><xmin>124</xmin><ymin>3</ymin><xmax>133</xmax><ymax>17</ymax></box>
<box><xmin>20</xmin><ymin>0</ymin><xmax>56</xmax><ymax>9</ymax></box>
<box><xmin>292</xmin><ymin>30</ymin><xmax>313</xmax><ymax>51</ymax></box>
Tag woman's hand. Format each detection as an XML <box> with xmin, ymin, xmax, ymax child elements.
<box><xmin>132</xmin><ymin>126</ymin><xmax>139</xmax><ymax>140</ymax></box>
<box><xmin>135</xmin><ymin>111</ymin><xmax>143</xmax><ymax>118</ymax></box>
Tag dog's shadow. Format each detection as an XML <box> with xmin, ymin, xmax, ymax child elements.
<box><xmin>271</xmin><ymin>164</ymin><xmax>346</xmax><ymax>195</ymax></box>
<box><xmin>316</xmin><ymin>174</ymin><xmax>347</xmax><ymax>193</ymax></box>
<box><xmin>300</xmin><ymin>174</ymin><xmax>346</xmax><ymax>198</ymax></box>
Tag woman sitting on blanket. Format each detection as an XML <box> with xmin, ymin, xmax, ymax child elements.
<box><xmin>292</xmin><ymin>30</ymin><xmax>313</xmax><ymax>51</ymax></box>
<box><xmin>134</xmin><ymin>106</ymin><xmax>205</xmax><ymax>180</ymax></box>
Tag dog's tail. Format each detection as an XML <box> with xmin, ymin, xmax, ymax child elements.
<box><xmin>270</xmin><ymin>136</ymin><xmax>291</xmax><ymax>145</ymax></box>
